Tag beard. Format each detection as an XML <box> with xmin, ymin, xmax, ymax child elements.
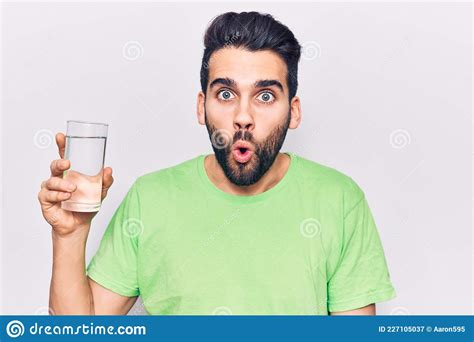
<box><xmin>205</xmin><ymin>110</ymin><xmax>291</xmax><ymax>187</ymax></box>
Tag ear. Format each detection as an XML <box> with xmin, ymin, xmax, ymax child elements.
<box><xmin>197</xmin><ymin>91</ymin><xmax>206</xmax><ymax>125</ymax></box>
<box><xmin>288</xmin><ymin>96</ymin><xmax>302</xmax><ymax>129</ymax></box>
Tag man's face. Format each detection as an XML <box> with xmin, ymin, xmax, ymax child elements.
<box><xmin>202</xmin><ymin>47</ymin><xmax>292</xmax><ymax>186</ymax></box>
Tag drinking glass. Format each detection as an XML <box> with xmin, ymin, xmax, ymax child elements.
<box><xmin>61</xmin><ymin>120</ymin><xmax>108</xmax><ymax>212</ymax></box>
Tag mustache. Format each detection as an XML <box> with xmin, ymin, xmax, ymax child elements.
<box><xmin>232</xmin><ymin>130</ymin><xmax>254</xmax><ymax>145</ymax></box>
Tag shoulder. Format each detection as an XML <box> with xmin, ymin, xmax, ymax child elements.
<box><xmin>291</xmin><ymin>153</ymin><xmax>366</xmax><ymax>216</ymax></box>
<box><xmin>133</xmin><ymin>155</ymin><xmax>201</xmax><ymax>194</ymax></box>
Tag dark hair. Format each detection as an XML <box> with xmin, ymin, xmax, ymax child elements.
<box><xmin>200</xmin><ymin>11</ymin><xmax>301</xmax><ymax>101</ymax></box>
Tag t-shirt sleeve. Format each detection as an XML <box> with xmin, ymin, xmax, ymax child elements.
<box><xmin>86</xmin><ymin>180</ymin><xmax>141</xmax><ymax>297</ymax></box>
<box><xmin>327</xmin><ymin>191</ymin><xmax>396</xmax><ymax>312</ymax></box>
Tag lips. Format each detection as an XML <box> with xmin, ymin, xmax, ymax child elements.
<box><xmin>232</xmin><ymin>141</ymin><xmax>254</xmax><ymax>163</ymax></box>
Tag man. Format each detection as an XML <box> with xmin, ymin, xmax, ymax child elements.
<box><xmin>38</xmin><ymin>11</ymin><xmax>396</xmax><ymax>315</ymax></box>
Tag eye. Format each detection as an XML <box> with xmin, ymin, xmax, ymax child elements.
<box><xmin>217</xmin><ymin>89</ymin><xmax>235</xmax><ymax>101</ymax></box>
<box><xmin>257</xmin><ymin>91</ymin><xmax>275</xmax><ymax>104</ymax></box>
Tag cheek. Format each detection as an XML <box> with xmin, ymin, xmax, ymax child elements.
<box><xmin>253</xmin><ymin>102</ymin><xmax>289</xmax><ymax>131</ymax></box>
<box><xmin>205</xmin><ymin>99</ymin><xmax>237</xmax><ymax>127</ymax></box>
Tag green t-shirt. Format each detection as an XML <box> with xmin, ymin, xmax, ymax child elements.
<box><xmin>86</xmin><ymin>152</ymin><xmax>396</xmax><ymax>315</ymax></box>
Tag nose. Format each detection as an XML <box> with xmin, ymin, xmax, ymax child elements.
<box><xmin>233</xmin><ymin>102</ymin><xmax>254</xmax><ymax>132</ymax></box>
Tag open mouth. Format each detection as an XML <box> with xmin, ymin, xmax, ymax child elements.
<box><xmin>232</xmin><ymin>143</ymin><xmax>254</xmax><ymax>163</ymax></box>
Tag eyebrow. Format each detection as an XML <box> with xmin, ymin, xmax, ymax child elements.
<box><xmin>209</xmin><ymin>77</ymin><xmax>284</xmax><ymax>93</ymax></box>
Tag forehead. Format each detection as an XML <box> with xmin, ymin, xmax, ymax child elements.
<box><xmin>208</xmin><ymin>47</ymin><xmax>287</xmax><ymax>88</ymax></box>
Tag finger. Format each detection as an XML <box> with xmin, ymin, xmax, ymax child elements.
<box><xmin>50</xmin><ymin>159</ymin><xmax>71</xmax><ymax>177</ymax></box>
<box><xmin>102</xmin><ymin>167</ymin><xmax>114</xmax><ymax>188</ymax></box>
<box><xmin>56</xmin><ymin>132</ymin><xmax>66</xmax><ymax>159</ymax></box>
<box><xmin>101</xmin><ymin>167</ymin><xmax>114</xmax><ymax>199</ymax></box>
<box><xmin>39</xmin><ymin>189</ymin><xmax>72</xmax><ymax>204</ymax></box>
<box><xmin>45</xmin><ymin>177</ymin><xmax>77</xmax><ymax>192</ymax></box>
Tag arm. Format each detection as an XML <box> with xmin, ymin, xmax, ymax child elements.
<box><xmin>329</xmin><ymin>303</ymin><xmax>375</xmax><ymax>316</ymax></box>
<box><xmin>49</xmin><ymin>227</ymin><xmax>137</xmax><ymax>315</ymax></box>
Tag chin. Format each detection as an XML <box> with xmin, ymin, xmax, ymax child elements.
<box><xmin>226</xmin><ymin>153</ymin><xmax>261</xmax><ymax>186</ymax></box>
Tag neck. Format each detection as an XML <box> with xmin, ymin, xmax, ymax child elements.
<box><xmin>204</xmin><ymin>152</ymin><xmax>291</xmax><ymax>196</ymax></box>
